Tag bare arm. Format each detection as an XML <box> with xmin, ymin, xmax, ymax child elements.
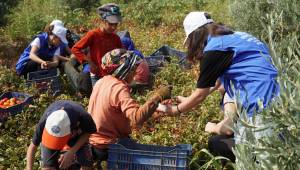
<box><xmin>57</xmin><ymin>55</ymin><xmax>70</xmax><ymax>62</ymax></box>
<box><xmin>57</xmin><ymin>46</ymin><xmax>72</xmax><ymax>62</ymax></box>
<box><xmin>46</xmin><ymin>56</ymin><xmax>60</xmax><ymax>68</ymax></box>
<box><xmin>29</xmin><ymin>45</ymin><xmax>59</xmax><ymax>69</ymax></box>
<box><xmin>205</xmin><ymin>102</ymin><xmax>237</xmax><ymax>135</ymax></box>
<box><xmin>29</xmin><ymin>45</ymin><xmax>47</xmax><ymax>65</ymax></box>
<box><xmin>209</xmin><ymin>79</ymin><xmax>222</xmax><ymax>94</ymax></box>
<box><xmin>170</xmin><ymin>88</ymin><xmax>210</xmax><ymax>115</ymax></box>
<box><xmin>70</xmin><ymin>133</ymin><xmax>90</xmax><ymax>154</ymax></box>
<box><xmin>59</xmin><ymin>133</ymin><xmax>91</xmax><ymax>169</ymax></box>
<box><xmin>205</xmin><ymin>117</ymin><xmax>234</xmax><ymax>135</ymax></box>
<box><xmin>26</xmin><ymin>142</ymin><xmax>38</xmax><ymax>170</ymax></box>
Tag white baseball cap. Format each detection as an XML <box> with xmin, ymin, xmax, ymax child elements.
<box><xmin>183</xmin><ymin>12</ymin><xmax>214</xmax><ymax>44</ymax></box>
<box><xmin>50</xmin><ymin>19</ymin><xmax>64</xmax><ymax>27</ymax></box>
<box><xmin>52</xmin><ymin>25</ymin><xmax>68</xmax><ymax>44</ymax></box>
<box><xmin>41</xmin><ymin>110</ymin><xmax>71</xmax><ymax>150</ymax></box>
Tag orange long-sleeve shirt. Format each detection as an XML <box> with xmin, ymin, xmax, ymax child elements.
<box><xmin>88</xmin><ymin>75</ymin><xmax>141</xmax><ymax>149</ymax></box>
<box><xmin>71</xmin><ymin>29</ymin><xmax>122</xmax><ymax>77</ymax></box>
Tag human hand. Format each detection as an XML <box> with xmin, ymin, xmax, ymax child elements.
<box><xmin>156</xmin><ymin>103</ymin><xmax>177</xmax><ymax>116</ymax></box>
<box><xmin>205</xmin><ymin>122</ymin><xmax>217</xmax><ymax>133</ymax></box>
<box><xmin>89</xmin><ymin>62</ymin><xmax>99</xmax><ymax>74</ymax></box>
<box><xmin>156</xmin><ymin>99</ymin><xmax>172</xmax><ymax>112</ymax></box>
<box><xmin>152</xmin><ymin>111</ymin><xmax>162</xmax><ymax>119</ymax></box>
<box><xmin>176</xmin><ymin>96</ymin><xmax>187</xmax><ymax>103</ymax></box>
<box><xmin>58</xmin><ymin>150</ymin><xmax>75</xmax><ymax>169</ymax></box>
<box><xmin>156</xmin><ymin>103</ymin><xmax>168</xmax><ymax>113</ymax></box>
<box><xmin>40</xmin><ymin>61</ymin><xmax>48</xmax><ymax>69</ymax></box>
<box><xmin>58</xmin><ymin>56</ymin><xmax>70</xmax><ymax>62</ymax></box>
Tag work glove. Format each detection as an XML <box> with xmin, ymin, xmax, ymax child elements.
<box><xmin>149</xmin><ymin>85</ymin><xmax>172</xmax><ymax>103</ymax></box>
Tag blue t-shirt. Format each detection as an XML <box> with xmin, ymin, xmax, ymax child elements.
<box><xmin>204</xmin><ymin>32</ymin><xmax>280</xmax><ymax>116</ymax></box>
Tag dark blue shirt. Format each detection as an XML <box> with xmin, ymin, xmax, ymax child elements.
<box><xmin>32</xmin><ymin>100</ymin><xmax>96</xmax><ymax>146</ymax></box>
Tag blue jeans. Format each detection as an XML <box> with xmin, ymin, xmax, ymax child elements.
<box><xmin>90</xmin><ymin>75</ymin><xmax>101</xmax><ymax>87</ymax></box>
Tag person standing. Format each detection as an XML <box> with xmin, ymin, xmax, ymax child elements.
<box><xmin>71</xmin><ymin>3</ymin><xmax>123</xmax><ymax>86</ymax></box>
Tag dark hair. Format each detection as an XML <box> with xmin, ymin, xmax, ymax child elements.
<box><xmin>186</xmin><ymin>23</ymin><xmax>234</xmax><ymax>63</ymax></box>
<box><xmin>44</xmin><ymin>25</ymin><xmax>55</xmax><ymax>35</ymax></box>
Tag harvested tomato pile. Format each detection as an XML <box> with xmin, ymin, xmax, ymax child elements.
<box><xmin>0</xmin><ymin>97</ymin><xmax>23</xmax><ymax>108</ymax></box>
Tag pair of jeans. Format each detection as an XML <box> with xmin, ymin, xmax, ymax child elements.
<box><xmin>63</xmin><ymin>58</ymin><xmax>92</xmax><ymax>96</ymax></box>
<box><xmin>90</xmin><ymin>74</ymin><xmax>101</xmax><ymax>87</ymax></box>
<box><xmin>19</xmin><ymin>60</ymin><xmax>39</xmax><ymax>79</ymax></box>
<box><xmin>208</xmin><ymin>134</ymin><xmax>235</xmax><ymax>164</ymax></box>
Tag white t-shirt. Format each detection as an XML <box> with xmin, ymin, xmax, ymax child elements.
<box><xmin>30</xmin><ymin>38</ymin><xmax>60</xmax><ymax>56</ymax></box>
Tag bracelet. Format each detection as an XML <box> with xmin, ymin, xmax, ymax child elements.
<box><xmin>176</xmin><ymin>105</ymin><xmax>182</xmax><ymax>114</ymax></box>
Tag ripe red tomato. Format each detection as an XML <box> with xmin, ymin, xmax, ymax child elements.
<box><xmin>10</xmin><ymin>97</ymin><xmax>17</xmax><ymax>102</ymax></box>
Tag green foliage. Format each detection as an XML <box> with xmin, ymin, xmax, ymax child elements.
<box><xmin>62</xmin><ymin>0</ymin><xmax>100</xmax><ymax>13</ymax></box>
<box><xmin>0</xmin><ymin>0</ymin><xmax>234</xmax><ymax>169</ymax></box>
<box><xmin>102</xmin><ymin>0</ymin><xmax>232</xmax><ymax>27</ymax></box>
<box><xmin>4</xmin><ymin>0</ymin><xmax>95</xmax><ymax>42</ymax></box>
<box><xmin>0</xmin><ymin>66</ymin><xmax>26</xmax><ymax>93</ymax></box>
<box><xmin>0</xmin><ymin>0</ymin><xmax>19</xmax><ymax>26</ymax></box>
<box><xmin>191</xmin><ymin>148</ymin><xmax>233</xmax><ymax>170</ymax></box>
<box><xmin>7</xmin><ymin>0</ymin><xmax>300</xmax><ymax>169</ymax></box>
<box><xmin>229</xmin><ymin>0</ymin><xmax>300</xmax><ymax>39</ymax></box>
<box><xmin>231</xmin><ymin>1</ymin><xmax>300</xmax><ymax>169</ymax></box>
<box><xmin>5</xmin><ymin>0</ymin><xmax>63</xmax><ymax>40</ymax></box>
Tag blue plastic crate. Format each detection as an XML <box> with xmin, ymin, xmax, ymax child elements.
<box><xmin>107</xmin><ymin>138</ymin><xmax>192</xmax><ymax>170</ymax></box>
<box><xmin>145</xmin><ymin>55</ymin><xmax>170</xmax><ymax>66</ymax></box>
<box><xmin>27</xmin><ymin>68</ymin><xmax>58</xmax><ymax>80</ymax></box>
<box><xmin>149</xmin><ymin>45</ymin><xmax>191</xmax><ymax>70</ymax></box>
<box><xmin>27</xmin><ymin>69</ymin><xmax>61</xmax><ymax>95</ymax></box>
<box><xmin>0</xmin><ymin>92</ymin><xmax>33</xmax><ymax>123</ymax></box>
<box><xmin>145</xmin><ymin>55</ymin><xmax>171</xmax><ymax>73</ymax></box>
<box><xmin>149</xmin><ymin>45</ymin><xmax>186</xmax><ymax>59</ymax></box>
